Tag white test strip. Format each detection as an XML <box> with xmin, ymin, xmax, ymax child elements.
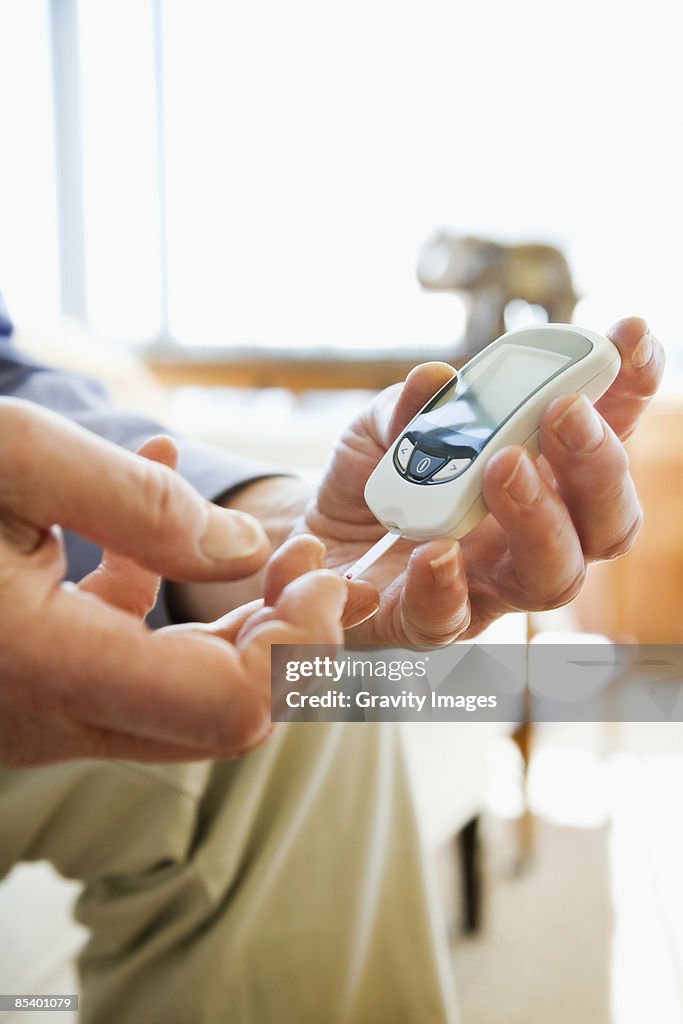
<box><xmin>343</xmin><ymin>530</ymin><xmax>401</xmax><ymax>582</ymax></box>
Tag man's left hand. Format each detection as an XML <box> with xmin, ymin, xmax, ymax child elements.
<box><xmin>301</xmin><ymin>315</ymin><xmax>664</xmax><ymax>645</ymax></box>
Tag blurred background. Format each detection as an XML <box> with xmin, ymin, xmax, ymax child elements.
<box><xmin>1</xmin><ymin>1</ymin><xmax>683</xmax><ymax>1022</ymax></box>
<box><xmin>2</xmin><ymin>0</ymin><xmax>682</xmax><ymax>361</ymax></box>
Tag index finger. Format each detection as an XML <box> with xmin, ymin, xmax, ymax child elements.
<box><xmin>0</xmin><ymin>399</ymin><xmax>270</xmax><ymax>581</ymax></box>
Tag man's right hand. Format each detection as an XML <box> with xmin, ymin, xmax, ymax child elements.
<box><xmin>0</xmin><ymin>400</ymin><xmax>376</xmax><ymax>767</ymax></box>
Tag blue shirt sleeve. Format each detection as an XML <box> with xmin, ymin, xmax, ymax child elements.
<box><xmin>0</xmin><ymin>335</ymin><xmax>284</xmax><ymax>628</ymax></box>
<box><xmin>0</xmin><ymin>293</ymin><xmax>13</xmax><ymax>338</ymax></box>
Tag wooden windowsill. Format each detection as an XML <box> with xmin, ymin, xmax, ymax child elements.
<box><xmin>144</xmin><ymin>355</ymin><xmax>452</xmax><ymax>392</ymax></box>
<box><xmin>141</xmin><ymin>344</ymin><xmax>461</xmax><ymax>392</ymax></box>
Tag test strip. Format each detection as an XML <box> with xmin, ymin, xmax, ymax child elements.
<box><xmin>343</xmin><ymin>530</ymin><xmax>401</xmax><ymax>581</ymax></box>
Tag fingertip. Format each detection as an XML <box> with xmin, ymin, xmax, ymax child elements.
<box><xmin>605</xmin><ymin>315</ymin><xmax>649</xmax><ymax>350</ymax></box>
<box><xmin>408</xmin><ymin>537</ymin><xmax>464</xmax><ymax>591</ymax></box>
<box><xmin>400</xmin><ymin>538</ymin><xmax>471</xmax><ymax>644</ymax></box>
<box><xmin>263</xmin><ymin>533</ymin><xmax>327</xmax><ymax>605</ymax></box>
<box><xmin>342</xmin><ymin>579</ymin><xmax>380</xmax><ymax>629</ymax></box>
<box><xmin>136</xmin><ymin>434</ymin><xmax>179</xmax><ymax>471</ymax></box>
<box><xmin>284</xmin><ymin>566</ymin><xmax>347</xmax><ymax>604</ymax></box>
<box><xmin>483</xmin><ymin>445</ymin><xmax>528</xmax><ymax>493</ymax></box>
<box><xmin>430</xmin><ymin>539</ymin><xmax>463</xmax><ymax>588</ymax></box>
<box><xmin>387</xmin><ymin>362</ymin><xmax>457</xmax><ymax>442</ymax></box>
<box><xmin>605</xmin><ymin>316</ymin><xmax>666</xmax><ymax>380</ymax></box>
<box><xmin>589</xmin><ymin>320</ymin><xmax>664</xmax><ymax>442</ymax></box>
<box><xmin>281</xmin><ymin>533</ymin><xmax>327</xmax><ymax>566</ymax></box>
<box><xmin>541</xmin><ymin>392</ymin><xmax>581</xmax><ymax>425</ymax></box>
<box><xmin>483</xmin><ymin>447</ymin><xmax>546</xmax><ymax>517</ymax></box>
<box><xmin>315</xmin><ymin>568</ymin><xmax>348</xmax><ymax>607</ymax></box>
<box><xmin>274</xmin><ymin>567</ymin><xmax>348</xmax><ymax>630</ymax></box>
<box><xmin>404</xmin><ymin>361</ymin><xmax>457</xmax><ymax>391</ymax></box>
<box><xmin>322</xmin><ymin>570</ymin><xmax>353</xmax><ymax>624</ymax></box>
<box><xmin>200</xmin><ymin>506</ymin><xmax>271</xmax><ymax>567</ymax></box>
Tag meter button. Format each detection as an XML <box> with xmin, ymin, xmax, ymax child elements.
<box><xmin>395</xmin><ymin>437</ymin><xmax>415</xmax><ymax>471</ymax></box>
<box><xmin>431</xmin><ymin>458</ymin><xmax>472</xmax><ymax>482</ymax></box>
<box><xmin>409</xmin><ymin>450</ymin><xmax>447</xmax><ymax>480</ymax></box>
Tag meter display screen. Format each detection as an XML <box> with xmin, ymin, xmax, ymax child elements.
<box><xmin>410</xmin><ymin>343</ymin><xmax>573</xmax><ymax>455</ymax></box>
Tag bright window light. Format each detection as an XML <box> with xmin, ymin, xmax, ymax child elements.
<box><xmin>78</xmin><ymin>0</ymin><xmax>162</xmax><ymax>339</ymax></box>
<box><xmin>3</xmin><ymin>1</ymin><xmax>683</xmax><ymax>358</ymax></box>
<box><xmin>160</xmin><ymin>0</ymin><xmax>683</xmax><ymax>352</ymax></box>
<box><xmin>0</xmin><ymin>0</ymin><xmax>60</xmax><ymax>325</ymax></box>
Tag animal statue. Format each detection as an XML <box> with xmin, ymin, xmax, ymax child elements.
<box><xmin>417</xmin><ymin>233</ymin><xmax>578</xmax><ymax>361</ymax></box>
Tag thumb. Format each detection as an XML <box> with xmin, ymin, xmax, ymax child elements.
<box><xmin>384</xmin><ymin>362</ymin><xmax>456</xmax><ymax>447</ymax></box>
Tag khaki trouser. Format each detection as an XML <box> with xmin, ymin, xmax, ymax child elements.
<box><xmin>0</xmin><ymin>722</ymin><xmax>458</xmax><ymax>1024</ymax></box>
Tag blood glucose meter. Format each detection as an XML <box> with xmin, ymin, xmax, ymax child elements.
<box><xmin>345</xmin><ymin>324</ymin><xmax>620</xmax><ymax>580</ymax></box>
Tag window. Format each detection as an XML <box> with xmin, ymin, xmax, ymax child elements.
<box><xmin>2</xmin><ymin>1</ymin><xmax>682</xmax><ymax>362</ymax></box>
<box><xmin>78</xmin><ymin>0</ymin><xmax>162</xmax><ymax>339</ymax></box>
<box><xmin>0</xmin><ymin>0</ymin><xmax>60</xmax><ymax>324</ymax></box>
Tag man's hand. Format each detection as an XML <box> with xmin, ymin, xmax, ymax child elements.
<box><xmin>0</xmin><ymin>401</ymin><xmax>376</xmax><ymax>767</ymax></box>
<box><xmin>177</xmin><ymin>316</ymin><xmax>663</xmax><ymax>646</ymax></box>
<box><xmin>300</xmin><ymin>316</ymin><xmax>664</xmax><ymax>644</ymax></box>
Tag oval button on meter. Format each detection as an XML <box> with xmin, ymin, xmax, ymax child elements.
<box><xmin>409</xmin><ymin>450</ymin><xmax>446</xmax><ymax>480</ymax></box>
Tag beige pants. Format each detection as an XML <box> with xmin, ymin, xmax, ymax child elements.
<box><xmin>0</xmin><ymin>723</ymin><xmax>458</xmax><ymax>1024</ymax></box>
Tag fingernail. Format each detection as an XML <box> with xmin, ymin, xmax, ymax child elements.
<box><xmin>308</xmin><ymin>535</ymin><xmax>327</xmax><ymax>568</ymax></box>
<box><xmin>286</xmin><ymin>533</ymin><xmax>326</xmax><ymax>568</ymax></box>
<box><xmin>631</xmin><ymin>326</ymin><xmax>654</xmax><ymax>368</ymax></box>
<box><xmin>200</xmin><ymin>507</ymin><xmax>268</xmax><ymax>562</ymax></box>
<box><xmin>553</xmin><ymin>394</ymin><xmax>605</xmax><ymax>453</ymax></box>
<box><xmin>430</xmin><ymin>542</ymin><xmax>461</xmax><ymax>588</ymax></box>
<box><xmin>503</xmin><ymin>452</ymin><xmax>542</xmax><ymax>506</ymax></box>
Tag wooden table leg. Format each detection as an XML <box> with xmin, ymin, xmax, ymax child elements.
<box><xmin>457</xmin><ymin>815</ymin><xmax>482</xmax><ymax>934</ymax></box>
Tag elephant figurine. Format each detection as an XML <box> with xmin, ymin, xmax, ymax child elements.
<box><xmin>417</xmin><ymin>233</ymin><xmax>578</xmax><ymax>361</ymax></box>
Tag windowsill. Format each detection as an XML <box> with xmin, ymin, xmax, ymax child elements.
<box><xmin>139</xmin><ymin>339</ymin><xmax>462</xmax><ymax>391</ymax></box>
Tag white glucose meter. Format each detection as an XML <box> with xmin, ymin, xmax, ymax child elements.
<box><xmin>345</xmin><ymin>325</ymin><xmax>620</xmax><ymax>580</ymax></box>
